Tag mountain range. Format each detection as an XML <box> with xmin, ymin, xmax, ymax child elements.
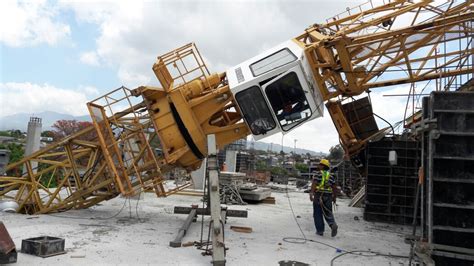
<box><xmin>247</xmin><ymin>140</ymin><xmax>325</xmax><ymax>156</ymax></box>
<box><xmin>0</xmin><ymin>111</ymin><xmax>90</xmax><ymax>131</ymax></box>
<box><xmin>0</xmin><ymin>111</ymin><xmax>323</xmax><ymax>155</ymax></box>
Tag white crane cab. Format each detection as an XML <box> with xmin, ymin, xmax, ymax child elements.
<box><xmin>226</xmin><ymin>40</ymin><xmax>324</xmax><ymax>140</ymax></box>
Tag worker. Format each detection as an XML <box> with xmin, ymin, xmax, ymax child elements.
<box><xmin>221</xmin><ymin>162</ymin><xmax>227</xmax><ymax>171</ymax></box>
<box><xmin>309</xmin><ymin>159</ymin><xmax>338</xmax><ymax>237</ymax></box>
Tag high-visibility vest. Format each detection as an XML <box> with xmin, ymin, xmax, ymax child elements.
<box><xmin>316</xmin><ymin>170</ymin><xmax>332</xmax><ymax>192</ymax></box>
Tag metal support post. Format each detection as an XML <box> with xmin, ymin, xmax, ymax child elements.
<box><xmin>170</xmin><ymin>206</ymin><xmax>198</xmax><ymax>247</ymax></box>
<box><xmin>207</xmin><ymin>134</ymin><xmax>225</xmax><ymax>266</ymax></box>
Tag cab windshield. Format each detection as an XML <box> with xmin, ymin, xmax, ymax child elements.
<box><xmin>264</xmin><ymin>72</ymin><xmax>312</xmax><ymax>131</ymax></box>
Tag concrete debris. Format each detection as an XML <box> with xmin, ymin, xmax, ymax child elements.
<box><xmin>220</xmin><ymin>184</ymin><xmax>246</xmax><ymax>205</ymax></box>
<box><xmin>239</xmin><ymin>187</ymin><xmax>271</xmax><ymax>202</ymax></box>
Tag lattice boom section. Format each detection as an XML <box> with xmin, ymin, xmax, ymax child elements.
<box><xmin>0</xmin><ymin>86</ymin><xmax>191</xmax><ymax>214</ymax></box>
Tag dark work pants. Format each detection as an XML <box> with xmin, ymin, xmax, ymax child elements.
<box><xmin>313</xmin><ymin>192</ymin><xmax>336</xmax><ymax>234</ymax></box>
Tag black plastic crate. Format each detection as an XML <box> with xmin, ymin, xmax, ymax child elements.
<box><xmin>21</xmin><ymin>236</ymin><xmax>66</xmax><ymax>258</ymax></box>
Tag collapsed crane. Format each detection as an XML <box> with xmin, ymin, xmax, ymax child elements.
<box><xmin>0</xmin><ymin>0</ymin><xmax>472</xmax><ymax>214</ymax></box>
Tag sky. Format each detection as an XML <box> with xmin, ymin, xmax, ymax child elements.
<box><xmin>0</xmin><ymin>0</ymin><xmax>419</xmax><ymax>153</ymax></box>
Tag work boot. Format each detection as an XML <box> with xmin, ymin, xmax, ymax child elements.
<box><xmin>331</xmin><ymin>224</ymin><xmax>338</xmax><ymax>237</ymax></box>
<box><xmin>316</xmin><ymin>232</ymin><xmax>324</xmax><ymax>236</ymax></box>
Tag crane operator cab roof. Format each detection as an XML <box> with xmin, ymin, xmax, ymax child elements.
<box><xmin>226</xmin><ymin>40</ymin><xmax>324</xmax><ymax>140</ymax></box>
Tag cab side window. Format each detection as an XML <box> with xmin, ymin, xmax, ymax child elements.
<box><xmin>235</xmin><ymin>86</ymin><xmax>276</xmax><ymax>135</ymax></box>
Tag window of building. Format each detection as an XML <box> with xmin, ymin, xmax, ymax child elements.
<box><xmin>264</xmin><ymin>72</ymin><xmax>312</xmax><ymax>131</ymax></box>
<box><xmin>235</xmin><ymin>86</ymin><xmax>276</xmax><ymax>135</ymax></box>
<box><xmin>250</xmin><ymin>49</ymin><xmax>297</xmax><ymax>77</ymax></box>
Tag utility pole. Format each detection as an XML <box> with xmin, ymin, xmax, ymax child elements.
<box><xmin>280</xmin><ymin>134</ymin><xmax>285</xmax><ymax>165</ymax></box>
<box><xmin>293</xmin><ymin>139</ymin><xmax>297</xmax><ymax>164</ymax></box>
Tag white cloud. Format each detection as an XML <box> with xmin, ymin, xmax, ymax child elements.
<box><xmin>370</xmin><ymin>85</ymin><xmax>414</xmax><ymax>129</ymax></box>
<box><xmin>260</xmin><ymin>115</ymin><xmax>339</xmax><ymax>154</ymax></box>
<box><xmin>60</xmin><ymin>0</ymin><xmax>358</xmax><ymax>87</ymax></box>
<box><xmin>57</xmin><ymin>0</ymin><xmax>393</xmax><ymax>152</ymax></box>
<box><xmin>258</xmin><ymin>85</ymin><xmax>417</xmax><ymax>153</ymax></box>
<box><xmin>0</xmin><ymin>0</ymin><xmax>71</xmax><ymax>47</ymax></box>
<box><xmin>0</xmin><ymin>82</ymin><xmax>90</xmax><ymax>117</ymax></box>
<box><xmin>79</xmin><ymin>51</ymin><xmax>100</xmax><ymax>66</ymax></box>
<box><xmin>80</xmin><ymin>85</ymin><xmax>100</xmax><ymax>95</ymax></box>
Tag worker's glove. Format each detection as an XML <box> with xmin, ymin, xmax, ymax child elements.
<box><xmin>310</xmin><ymin>194</ymin><xmax>314</xmax><ymax>202</ymax></box>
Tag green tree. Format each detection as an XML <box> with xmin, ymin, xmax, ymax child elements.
<box><xmin>295</xmin><ymin>162</ymin><xmax>309</xmax><ymax>173</ymax></box>
<box><xmin>270</xmin><ymin>166</ymin><xmax>288</xmax><ymax>176</ymax></box>
<box><xmin>6</xmin><ymin>143</ymin><xmax>24</xmax><ymax>163</ymax></box>
<box><xmin>327</xmin><ymin>144</ymin><xmax>344</xmax><ymax>161</ymax></box>
<box><xmin>41</xmin><ymin>130</ymin><xmax>55</xmax><ymax>138</ymax></box>
<box><xmin>4</xmin><ymin>143</ymin><xmax>24</xmax><ymax>175</ymax></box>
<box><xmin>256</xmin><ymin>160</ymin><xmax>267</xmax><ymax>171</ymax></box>
<box><xmin>10</xmin><ymin>130</ymin><xmax>23</xmax><ymax>139</ymax></box>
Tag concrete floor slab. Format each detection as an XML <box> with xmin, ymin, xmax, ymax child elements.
<box><xmin>1</xmin><ymin>185</ymin><xmax>411</xmax><ymax>265</ymax></box>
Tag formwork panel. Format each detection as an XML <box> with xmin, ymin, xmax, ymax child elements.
<box><xmin>432</xmin><ymin>181</ymin><xmax>474</xmax><ymax>205</ymax></box>
<box><xmin>363</xmin><ymin>212</ymin><xmax>414</xmax><ymax>224</ymax></box>
<box><xmin>432</xmin><ymin>229</ymin><xmax>474</xmax><ymax>249</ymax></box>
<box><xmin>432</xmin><ymin>160</ymin><xmax>474</xmax><ymax>182</ymax></box>
<box><xmin>364</xmin><ymin>138</ymin><xmax>420</xmax><ymax>224</ymax></box>
<box><xmin>435</xmin><ymin>113</ymin><xmax>474</xmax><ymax>132</ymax></box>
<box><xmin>425</xmin><ymin>91</ymin><xmax>474</xmax><ymax>264</ymax></box>
<box><xmin>433</xmin><ymin>135</ymin><xmax>474</xmax><ymax>158</ymax></box>
<box><xmin>433</xmin><ymin>206</ymin><xmax>474</xmax><ymax>228</ymax></box>
<box><xmin>432</xmin><ymin>254</ymin><xmax>474</xmax><ymax>266</ymax></box>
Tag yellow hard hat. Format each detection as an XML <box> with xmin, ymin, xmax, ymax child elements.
<box><xmin>319</xmin><ymin>159</ymin><xmax>330</xmax><ymax>168</ymax></box>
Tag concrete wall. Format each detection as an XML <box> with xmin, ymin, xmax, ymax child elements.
<box><xmin>190</xmin><ymin>158</ymin><xmax>206</xmax><ymax>190</ymax></box>
<box><xmin>225</xmin><ymin>150</ymin><xmax>237</xmax><ymax>172</ymax></box>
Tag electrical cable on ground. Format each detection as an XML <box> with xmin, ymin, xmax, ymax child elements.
<box><xmin>47</xmin><ymin>197</ymin><xmax>128</xmax><ymax>220</ymax></box>
<box><xmin>282</xmin><ymin>186</ymin><xmax>410</xmax><ymax>265</ymax></box>
<box><xmin>330</xmin><ymin>250</ymin><xmax>409</xmax><ymax>266</ymax></box>
<box><xmin>134</xmin><ymin>191</ymin><xmax>146</xmax><ymax>223</ymax></box>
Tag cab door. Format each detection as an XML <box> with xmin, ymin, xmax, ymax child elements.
<box><xmin>262</xmin><ymin>63</ymin><xmax>322</xmax><ymax>134</ymax></box>
<box><xmin>234</xmin><ymin>85</ymin><xmax>281</xmax><ymax>141</ymax></box>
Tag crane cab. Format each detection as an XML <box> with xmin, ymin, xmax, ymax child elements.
<box><xmin>226</xmin><ymin>40</ymin><xmax>324</xmax><ymax>140</ymax></box>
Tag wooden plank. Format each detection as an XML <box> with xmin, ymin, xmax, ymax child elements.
<box><xmin>261</xmin><ymin>197</ymin><xmax>276</xmax><ymax>204</ymax></box>
<box><xmin>230</xmin><ymin>226</ymin><xmax>253</xmax><ymax>233</ymax></box>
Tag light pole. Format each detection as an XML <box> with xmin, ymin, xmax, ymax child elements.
<box><xmin>294</xmin><ymin>139</ymin><xmax>297</xmax><ymax>164</ymax></box>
